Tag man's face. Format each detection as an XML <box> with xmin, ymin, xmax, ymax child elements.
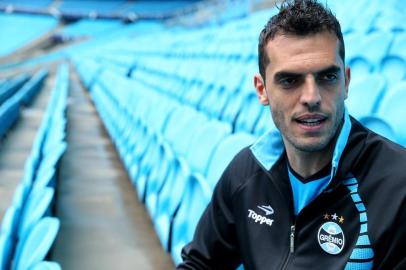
<box><xmin>254</xmin><ymin>32</ymin><xmax>350</xmax><ymax>153</ymax></box>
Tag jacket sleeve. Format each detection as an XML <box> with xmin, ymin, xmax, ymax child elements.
<box><xmin>177</xmin><ymin>163</ymin><xmax>242</xmax><ymax>270</ymax></box>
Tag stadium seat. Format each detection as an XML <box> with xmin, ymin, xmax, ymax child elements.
<box><xmin>253</xmin><ymin>106</ymin><xmax>276</xmax><ymax>136</ymax></box>
<box><xmin>234</xmin><ymin>92</ymin><xmax>263</xmax><ymax>133</ymax></box>
<box><xmin>206</xmin><ymin>132</ymin><xmax>256</xmax><ymax>190</ymax></box>
<box><xmin>346</xmin><ymin>74</ymin><xmax>387</xmax><ymax>119</ymax></box>
<box><xmin>12</xmin><ymin>217</ymin><xmax>60</xmax><ymax>270</ymax></box>
<box><xmin>29</xmin><ymin>261</ymin><xmax>62</xmax><ymax>270</ymax></box>
<box><xmin>346</xmin><ymin>32</ymin><xmax>393</xmax><ymax>76</ymax></box>
<box><xmin>380</xmin><ymin>33</ymin><xmax>406</xmax><ymax>87</ymax></box>
<box><xmin>18</xmin><ymin>188</ymin><xmax>55</xmax><ymax>241</ymax></box>
<box><xmin>377</xmin><ymin>82</ymin><xmax>406</xmax><ymax>146</ymax></box>
<box><xmin>358</xmin><ymin>116</ymin><xmax>397</xmax><ymax>142</ymax></box>
<box><xmin>0</xmin><ymin>230</ymin><xmax>13</xmax><ymax>270</ymax></box>
<box><xmin>170</xmin><ymin>173</ymin><xmax>212</xmax><ymax>265</ymax></box>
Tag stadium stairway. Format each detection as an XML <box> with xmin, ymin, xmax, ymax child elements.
<box><xmin>51</xmin><ymin>65</ymin><xmax>175</xmax><ymax>269</ymax></box>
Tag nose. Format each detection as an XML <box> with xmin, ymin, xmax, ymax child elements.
<box><xmin>300</xmin><ymin>76</ymin><xmax>321</xmax><ymax>109</ymax></box>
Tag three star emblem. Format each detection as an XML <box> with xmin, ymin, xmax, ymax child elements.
<box><xmin>323</xmin><ymin>212</ymin><xmax>344</xmax><ymax>224</ymax></box>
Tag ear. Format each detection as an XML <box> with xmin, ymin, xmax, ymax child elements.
<box><xmin>344</xmin><ymin>67</ymin><xmax>351</xmax><ymax>100</ymax></box>
<box><xmin>254</xmin><ymin>73</ymin><xmax>269</xmax><ymax>105</ymax></box>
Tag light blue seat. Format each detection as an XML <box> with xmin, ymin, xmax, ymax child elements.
<box><xmin>253</xmin><ymin>106</ymin><xmax>276</xmax><ymax>136</ymax></box>
<box><xmin>206</xmin><ymin>132</ymin><xmax>256</xmax><ymax>190</ymax></box>
<box><xmin>19</xmin><ymin>69</ymin><xmax>48</xmax><ymax>106</ymax></box>
<box><xmin>32</xmin><ymin>167</ymin><xmax>56</xmax><ymax>194</ymax></box>
<box><xmin>126</xmin><ymin>98</ymin><xmax>177</xmax><ymax>176</ymax></box>
<box><xmin>29</xmin><ymin>261</ymin><xmax>61</xmax><ymax>270</ymax></box>
<box><xmin>0</xmin><ymin>230</ymin><xmax>13</xmax><ymax>270</ymax></box>
<box><xmin>234</xmin><ymin>92</ymin><xmax>263</xmax><ymax>134</ymax></box>
<box><xmin>347</xmin><ymin>32</ymin><xmax>393</xmax><ymax>76</ymax></box>
<box><xmin>151</xmin><ymin>120</ymin><xmax>231</xmax><ymax>250</ymax></box>
<box><xmin>12</xmin><ymin>217</ymin><xmax>60</xmax><ymax>270</ymax></box>
<box><xmin>170</xmin><ymin>173</ymin><xmax>212</xmax><ymax>265</ymax></box>
<box><xmin>0</xmin><ymin>206</ymin><xmax>19</xmax><ymax>269</ymax></box>
<box><xmin>134</xmin><ymin>105</ymin><xmax>196</xmax><ymax>200</ymax></box>
<box><xmin>154</xmin><ymin>156</ymin><xmax>190</xmax><ymax>250</ymax></box>
<box><xmin>144</xmin><ymin>108</ymin><xmax>208</xmax><ymax>211</ymax></box>
<box><xmin>358</xmin><ymin>116</ymin><xmax>397</xmax><ymax>142</ymax></box>
<box><xmin>18</xmin><ymin>188</ymin><xmax>55</xmax><ymax>241</ymax></box>
<box><xmin>380</xmin><ymin>33</ymin><xmax>406</xmax><ymax>87</ymax></box>
<box><xmin>221</xmin><ymin>90</ymin><xmax>249</xmax><ymax>129</ymax></box>
<box><xmin>373</xmin><ymin>9</ymin><xmax>405</xmax><ymax>32</ymax></box>
<box><xmin>144</xmin><ymin>142</ymin><xmax>174</xmax><ymax>211</ymax></box>
<box><xmin>1</xmin><ymin>206</ymin><xmax>19</xmax><ymax>235</ymax></box>
<box><xmin>346</xmin><ymin>74</ymin><xmax>387</xmax><ymax>119</ymax></box>
<box><xmin>199</xmin><ymin>62</ymin><xmax>247</xmax><ymax>119</ymax></box>
<box><xmin>349</xmin><ymin>4</ymin><xmax>379</xmax><ymax>33</ymax></box>
<box><xmin>377</xmin><ymin>83</ymin><xmax>406</xmax><ymax>146</ymax></box>
<box><xmin>186</xmin><ymin>120</ymin><xmax>233</xmax><ymax>176</ymax></box>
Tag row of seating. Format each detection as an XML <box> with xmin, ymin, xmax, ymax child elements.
<box><xmin>0</xmin><ymin>74</ymin><xmax>29</xmax><ymax>106</ymax></box>
<box><xmin>75</xmin><ymin>65</ymin><xmax>255</xmax><ymax>265</ymax></box>
<box><xmin>0</xmin><ymin>13</ymin><xmax>57</xmax><ymax>58</ymax></box>
<box><xmin>0</xmin><ymin>70</ymin><xmax>48</xmax><ymax>139</ymax></box>
<box><xmin>0</xmin><ymin>64</ymin><xmax>69</xmax><ymax>270</ymax></box>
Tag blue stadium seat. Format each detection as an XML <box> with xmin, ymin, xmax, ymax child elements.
<box><xmin>358</xmin><ymin>116</ymin><xmax>397</xmax><ymax>142</ymax></box>
<box><xmin>0</xmin><ymin>230</ymin><xmax>13</xmax><ymax>270</ymax></box>
<box><xmin>149</xmin><ymin>111</ymin><xmax>226</xmax><ymax>241</ymax></box>
<box><xmin>377</xmin><ymin>82</ymin><xmax>406</xmax><ymax>146</ymax></box>
<box><xmin>142</xmin><ymin>108</ymin><xmax>207</xmax><ymax>201</ymax></box>
<box><xmin>380</xmin><ymin>33</ymin><xmax>406</xmax><ymax>87</ymax></box>
<box><xmin>206</xmin><ymin>132</ymin><xmax>256</xmax><ymax>190</ymax></box>
<box><xmin>234</xmin><ymin>92</ymin><xmax>263</xmax><ymax>133</ymax></box>
<box><xmin>12</xmin><ymin>217</ymin><xmax>60</xmax><ymax>270</ymax></box>
<box><xmin>29</xmin><ymin>261</ymin><xmax>62</xmax><ymax>270</ymax></box>
<box><xmin>346</xmin><ymin>74</ymin><xmax>387</xmax><ymax>119</ymax></box>
<box><xmin>253</xmin><ymin>106</ymin><xmax>276</xmax><ymax>136</ymax></box>
<box><xmin>18</xmin><ymin>188</ymin><xmax>55</xmax><ymax>241</ymax></box>
<box><xmin>170</xmin><ymin>173</ymin><xmax>212</xmax><ymax>265</ymax></box>
<box><xmin>346</xmin><ymin>31</ymin><xmax>393</xmax><ymax>76</ymax></box>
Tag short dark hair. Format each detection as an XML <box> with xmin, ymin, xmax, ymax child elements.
<box><xmin>258</xmin><ymin>0</ymin><xmax>345</xmax><ymax>80</ymax></box>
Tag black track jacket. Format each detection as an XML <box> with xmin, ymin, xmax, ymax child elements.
<box><xmin>178</xmin><ymin>112</ymin><xmax>406</xmax><ymax>270</ymax></box>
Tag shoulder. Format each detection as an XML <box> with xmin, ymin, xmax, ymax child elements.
<box><xmin>219</xmin><ymin>146</ymin><xmax>263</xmax><ymax>195</ymax></box>
<box><xmin>348</xmin><ymin>119</ymin><xmax>406</xmax><ymax>204</ymax></box>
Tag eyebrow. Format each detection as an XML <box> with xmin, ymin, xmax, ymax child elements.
<box><xmin>273</xmin><ymin>65</ymin><xmax>341</xmax><ymax>82</ymax></box>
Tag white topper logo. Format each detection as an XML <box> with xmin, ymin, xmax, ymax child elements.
<box><xmin>257</xmin><ymin>205</ymin><xmax>274</xmax><ymax>216</ymax></box>
<box><xmin>247</xmin><ymin>204</ymin><xmax>275</xmax><ymax>227</ymax></box>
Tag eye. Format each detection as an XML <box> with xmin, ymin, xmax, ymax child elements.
<box><xmin>319</xmin><ymin>73</ymin><xmax>338</xmax><ymax>83</ymax></box>
<box><xmin>278</xmin><ymin>77</ymin><xmax>299</xmax><ymax>88</ymax></box>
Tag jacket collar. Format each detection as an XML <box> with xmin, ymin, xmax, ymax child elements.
<box><xmin>250</xmin><ymin>107</ymin><xmax>352</xmax><ymax>180</ymax></box>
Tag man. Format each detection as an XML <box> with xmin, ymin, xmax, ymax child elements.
<box><xmin>178</xmin><ymin>0</ymin><xmax>406</xmax><ymax>269</ymax></box>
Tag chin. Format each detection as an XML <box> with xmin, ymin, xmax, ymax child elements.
<box><xmin>291</xmin><ymin>137</ymin><xmax>332</xmax><ymax>152</ymax></box>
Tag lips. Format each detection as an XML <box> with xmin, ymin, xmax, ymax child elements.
<box><xmin>295</xmin><ymin>114</ymin><xmax>327</xmax><ymax>128</ymax></box>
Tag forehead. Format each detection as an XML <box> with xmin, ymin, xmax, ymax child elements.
<box><xmin>265</xmin><ymin>32</ymin><xmax>342</xmax><ymax>74</ymax></box>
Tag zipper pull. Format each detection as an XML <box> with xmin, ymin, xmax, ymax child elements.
<box><xmin>290</xmin><ymin>225</ymin><xmax>295</xmax><ymax>253</ymax></box>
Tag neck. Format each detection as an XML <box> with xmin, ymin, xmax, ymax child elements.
<box><xmin>286</xmin><ymin>145</ymin><xmax>334</xmax><ymax>179</ymax></box>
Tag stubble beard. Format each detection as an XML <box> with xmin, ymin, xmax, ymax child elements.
<box><xmin>271</xmin><ymin>106</ymin><xmax>344</xmax><ymax>153</ymax></box>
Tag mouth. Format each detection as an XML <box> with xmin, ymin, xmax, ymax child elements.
<box><xmin>295</xmin><ymin>114</ymin><xmax>327</xmax><ymax>130</ymax></box>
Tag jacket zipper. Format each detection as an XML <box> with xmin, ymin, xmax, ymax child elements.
<box><xmin>281</xmin><ymin>224</ymin><xmax>296</xmax><ymax>269</ymax></box>
<box><xmin>290</xmin><ymin>225</ymin><xmax>295</xmax><ymax>253</ymax></box>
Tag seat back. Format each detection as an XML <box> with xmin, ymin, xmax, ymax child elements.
<box><xmin>206</xmin><ymin>132</ymin><xmax>256</xmax><ymax>190</ymax></box>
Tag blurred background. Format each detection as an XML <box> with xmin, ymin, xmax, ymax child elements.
<box><xmin>0</xmin><ymin>0</ymin><xmax>405</xmax><ymax>269</ymax></box>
